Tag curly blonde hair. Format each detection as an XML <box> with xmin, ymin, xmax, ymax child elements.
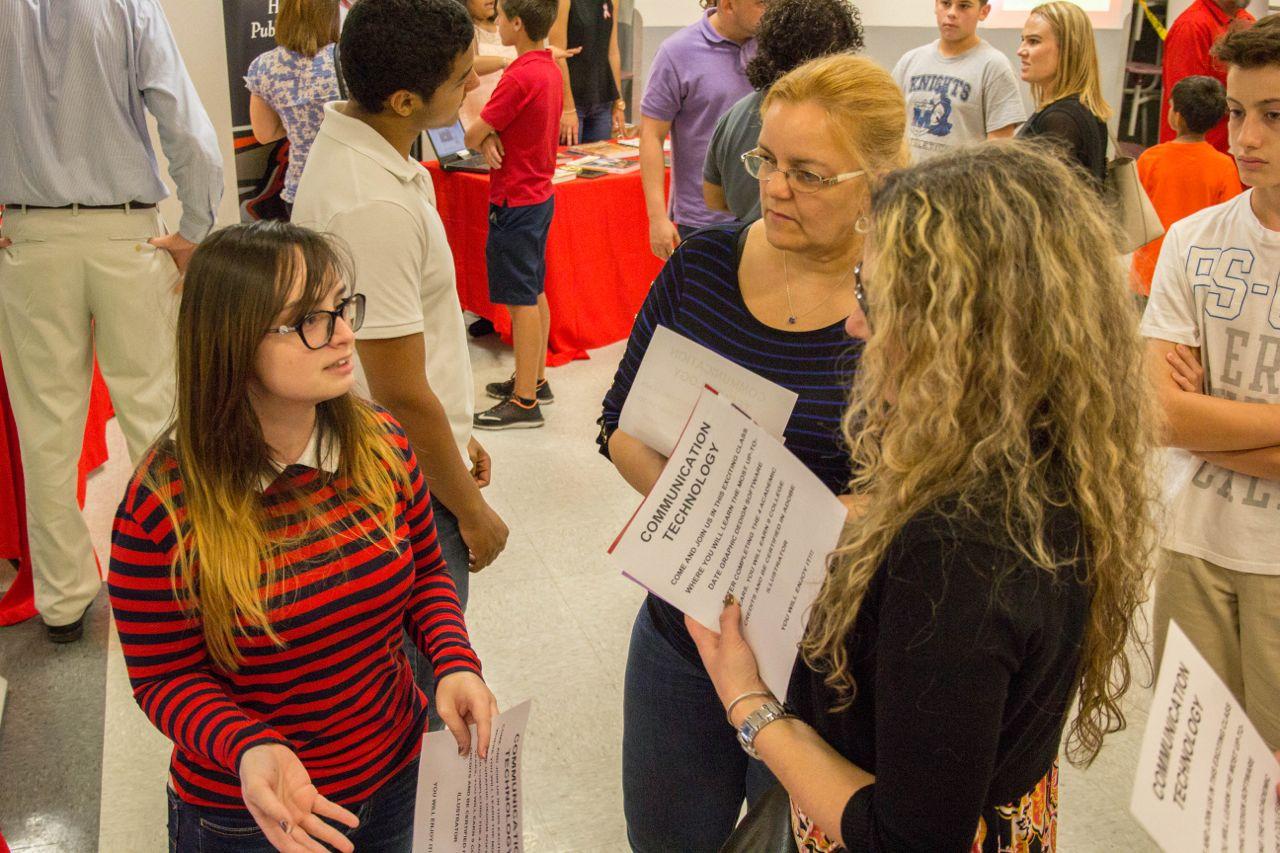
<box><xmin>800</xmin><ymin>142</ymin><xmax>1156</xmax><ymax>766</ymax></box>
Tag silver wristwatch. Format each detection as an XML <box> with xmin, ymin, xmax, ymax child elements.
<box><xmin>736</xmin><ymin>699</ymin><xmax>791</xmax><ymax>759</ymax></box>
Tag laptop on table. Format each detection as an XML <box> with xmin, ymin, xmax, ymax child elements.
<box><xmin>426</xmin><ymin>120</ymin><xmax>490</xmax><ymax>173</ymax></box>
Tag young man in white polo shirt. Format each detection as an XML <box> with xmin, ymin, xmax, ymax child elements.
<box><xmin>1144</xmin><ymin>15</ymin><xmax>1280</xmax><ymax>748</ymax></box>
<box><xmin>293</xmin><ymin>0</ymin><xmax>508</xmax><ymax>695</ymax></box>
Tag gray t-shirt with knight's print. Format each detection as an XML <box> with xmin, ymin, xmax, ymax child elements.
<box><xmin>891</xmin><ymin>39</ymin><xmax>1027</xmax><ymax>162</ymax></box>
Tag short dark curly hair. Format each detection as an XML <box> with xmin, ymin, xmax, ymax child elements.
<box><xmin>340</xmin><ymin>0</ymin><xmax>475</xmax><ymax>113</ymax></box>
<box><xmin>1170</xmin><ymin>75</ymin><xmax>1227</xmax><ymax>134</ymax></box>
<box><xmin>1212</xmin><ymin>13</ymin><xmax>1280</xmax><ymax>70</ymax></box>
<box><xmin>745</xmin><ymin>0</ymin><xmax>865</xmax><ymax>91</ymax></box>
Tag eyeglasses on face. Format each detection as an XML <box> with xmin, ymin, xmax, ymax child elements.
<box><xmin>740</xmin><ymin>149</ymin><xmax>865</xmax><ymax>193</ymax></box>
<box><xmin>270</xmin><ymin>293</ymin><xmax>366</xmax><ymax>350</ymax></box>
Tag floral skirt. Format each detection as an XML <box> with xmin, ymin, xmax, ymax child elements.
<box><xmin>791</xmin><ymin>761</ymin><xmax>1059</xmax><ymax>853</ymax></box>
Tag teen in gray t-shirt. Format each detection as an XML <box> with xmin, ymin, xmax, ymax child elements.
<box><xmin>892</xmin><ymin>39</ymin><xmax>1026</xmax><ymax>162</ymax></box>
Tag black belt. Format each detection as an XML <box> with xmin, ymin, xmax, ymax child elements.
<box><xmin>3</xmin><ymin>201</ymin><xmax>157</xmax><ymax>211</ymax></box>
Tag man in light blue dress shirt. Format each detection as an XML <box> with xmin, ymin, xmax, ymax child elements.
<box><xmin>0</xmin><ymin>0</ymin><xmax>223</xmax><ymax>642</ymax></box>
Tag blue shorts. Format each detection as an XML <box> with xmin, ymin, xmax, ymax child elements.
<box><xmin>486</xmin><ymin>196</ymin><xmax>555</xmax><ymax>307</ymax></box>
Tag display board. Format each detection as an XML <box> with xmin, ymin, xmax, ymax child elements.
<box><xmin>983</xmin><ymin>0</ymin><xmax>1131</xmax><ymax>30</ymax></box>
<box><xmin>637</xmin><ymin>0</ymin><xmax>1129</xmax><ymax>30</ymax></box>
<box><xmin>221</xmin><ymin>0</ymin><xmax>281</xmax><ymax>218</ymax></box>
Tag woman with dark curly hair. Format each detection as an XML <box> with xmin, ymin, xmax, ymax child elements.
<box><xmin>703</xmin><ymin>0</ymin><xmax>864</xmax><ymax>222</ymax></box>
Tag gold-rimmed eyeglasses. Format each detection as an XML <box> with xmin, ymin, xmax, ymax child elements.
<box><xmin>740</xmin><ymin>149</ymin><xmax>865</xmax><ymax>193</ymax></box>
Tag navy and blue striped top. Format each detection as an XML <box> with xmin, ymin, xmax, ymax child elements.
<box><xmin>600</xmin><ymin>223</ymin><xmax>859</xmax><ymax>661</ymax></box>
<box><xmin>108</xmin><ymin>410</ymin><xmax>480</xmax><ymax>811</ymax></box>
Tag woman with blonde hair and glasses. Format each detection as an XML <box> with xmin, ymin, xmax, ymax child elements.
<box><xmin>1016</xmin><ymin>1</ymin><xmax>1111</xmax><ymax>185</ymax></box>
<box><xmin>109</xmin><ymin>221</ymin><xmax>497</xmax><ymax>853</ymax></box>
<box><xmin>599</xmin><ymin>53</ymin><xmax>906</xmax><ymax>851</ymax></box>
<box><xmin>690</xmin><ymin>142</ymin><xmax>1156</xmax><ymax>851</ymax></box>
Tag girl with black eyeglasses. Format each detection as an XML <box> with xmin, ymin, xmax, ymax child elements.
<box><xmin>109</xmin><ymin>221</ymin><xmax>497</xmax><ymax>853</ymax></box>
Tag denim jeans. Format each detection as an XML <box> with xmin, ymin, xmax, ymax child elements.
<box><xmin>576</xmin><ymin>101</ymin><xmax>614</xmax><ymax>143</ymax></box>
<box><xmin>402</xmin><ymin>496</ymin><xmax>470</xmax><ymax>731</ymax></box>
<box><xmin>167</xmin><ymin>757</ymin><xmax>419</xmax><ymax>852</ymax></box>
<box><xmin>622</xmin><ymin>601</ymin><xmax>777</xmax><ymax>852</ymax></box>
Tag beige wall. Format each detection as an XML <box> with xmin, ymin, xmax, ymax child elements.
<box><xmin>150</xmin><ymin>0</ymin><xmax>242</xmax><ymax>232</ymax></box>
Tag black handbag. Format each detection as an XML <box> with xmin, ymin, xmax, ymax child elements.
<box><xmin>719</xmin><ymin>784</ymin><xmax>800</xmax><ymax>853</ymax></box>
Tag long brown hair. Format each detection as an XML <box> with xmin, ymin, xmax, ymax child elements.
<box><xmin>801</xmin><ymin>142</ymin><xmax>1156</xmax><ymax>766</ymax></box>
<box><xmin>276</xmin><ymin>0</ymin><xmax>340</xmax><ymax>57</ymax></box>
<box><xmin>143</xmin><ymin>222</ymin><xmax>408</xmax><ymax>671</ymax></box>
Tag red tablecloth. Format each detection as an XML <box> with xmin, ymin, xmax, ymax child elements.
<box><xmin>426</xmin><ymin>162</ymin><xmax>667</xmax><ymax>366</ymax></box>
<box><xmin>0</xmin><ymin>358</ymin><xmax>112</xmax><ymax>625</ymax></box>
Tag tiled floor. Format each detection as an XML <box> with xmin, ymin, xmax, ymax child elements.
<box><xmin>0</xmin><ymin>335</ymin><xmax>1157</xmax><ymax>851</ymax></box>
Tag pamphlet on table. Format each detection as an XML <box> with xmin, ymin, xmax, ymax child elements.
<box><xmin>564</xmin><ymin>141</ymin><xmax>640</xmax><ymax>159</ymax></box>
<box><xmin>1130</xmin><ymin>622</ymin><xmax>1280</xmax><ymax>852</ymax></box>
<box><xmin>564</xmin><ymin>155</ymin><xmax>639</xmax><ymax>175</ymax></box>
<box><xmin>616</xmin><ymin>136</ymin><xmax>671</xmax><ymax>153</ymax></box>
<box><xmin>412</xmin><ymin>700</ymin><xmax>532</xmax><ymax>853</ymax></box>
<box><xmin>610</xmin><ymin>388</ymin><xmax>847</xmax><ymax>699</ymax></box>
<box><xmin>618</xmin><ymin>325</ymin><xmax>798</xmax><ymax>457</ymax></box>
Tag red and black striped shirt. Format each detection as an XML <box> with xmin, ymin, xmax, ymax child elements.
<box><xmin>108</xmin><ymin>411</ymin><xmax>480</xmax><ymax>811</ymax></box>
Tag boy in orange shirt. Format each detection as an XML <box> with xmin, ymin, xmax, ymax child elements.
<box><xmin>1132</xmin><ymin>75</ymin><xmax>1244</xmax><ymax>303</ymax></box>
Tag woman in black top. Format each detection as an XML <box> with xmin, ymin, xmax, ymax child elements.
<box><xmin>550</xmin><ymin>0</ymin><xmax>624</xmax><ymax>143</ymax></box>
<box><xmin>688</xmin><ymin>142</ymin><xmax>1157</xmax><ymax>852</ymax></box>
<box><xmin>1015</xmin><ymin>1</ymin><xmax>1110</xmax><ymax>185</ymax></box>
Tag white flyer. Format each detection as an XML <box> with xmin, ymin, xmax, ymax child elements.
<box><xmin>412</xmin><ymin>700</ymin><xmax>532</xmax><ymax>853</ymax></box>
<box><xmin>610</xmin><ymin>388</ymin><xmax>847</xmax><ymax>699</ymax></box>
<box><xmin>1130</xmin><ymin>622</ymin><xmax>1280</xmax><ymax>852</ymax></box>
<box><xmin>618</xmin><ymin>325</ymin><xmax>799</xmax><ymax>457</ymax></box>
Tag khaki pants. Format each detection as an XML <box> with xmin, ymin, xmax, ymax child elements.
<box><xmin>0</xmin><ymin>207</ymin><xmax>178</xmax><ymax>625</ymax></box>
<box><xmin>1152</xmin><ymin>547</ymin><xmax>1280</xmax><ymax>749</ymax></box>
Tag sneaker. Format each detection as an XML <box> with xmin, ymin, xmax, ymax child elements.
<box><xmin>485</xmin><ymin>376</ymin><xmax>554</xmax><ymax>404</ymax></box>
<box><xmin>474</xmin><ymin>397</ymin><xmax>545</xmax><ymax>430</ymax></box>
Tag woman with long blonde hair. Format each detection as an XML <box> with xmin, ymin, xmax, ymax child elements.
<box><xmin>601</xmin><ymin>53</ymin><xmax>906</xmax><ymax>851</ymax></box>
<box><xmin>1016</xmin><ymin>1</ymin><xmax>1111</xmax><ymax>184</ymax></box>
<box><xmin>109</xmin><ymin>221</ymin><xmax>497</xmax><ymax>852</ymax></box>
<box><xmin>690</xmin><ymin>142</ymin><xmax>1156</xmax><ymax>851</ymax></box>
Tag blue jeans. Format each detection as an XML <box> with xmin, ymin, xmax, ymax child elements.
<box><xmin>402</xmin><ymin>496</ymin><xmax>470</xmax><ymax>731</ymax></box>
<box><xmin>577</xmin><ymin>101</ymin><xmax>614</xmax><ymax>143</ymax></box>
<box><xmin>167</xmin><ymin>757</ymin><xmax>419</xmax><ymax>852</ymax></box>
<box><xmin>622</xmin><ymin>602</ymin><xmax>777</xmax><ymax>852</ymax></box>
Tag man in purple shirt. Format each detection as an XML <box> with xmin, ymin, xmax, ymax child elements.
<box><xmin>640</xmin><ymin>0</ymin><xmax>764</xmax><ymax>259</ymax></box>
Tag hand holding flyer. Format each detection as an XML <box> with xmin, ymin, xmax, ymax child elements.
<box><xmin>1130</xmin><ymin>622</ymin><xmax>1280</xmax><ymax>852</ymax></box>
<box><xmin>618</xmin><ymin>325</ymin><xmax>798</xmax><ymax>457</ymax></box>
<box><xmin>610</xmin><ymin>388</ymin><xmax>846</xmax><ymax>699</ymax></box>
<box><xmin>412</xmin><ymin>701</ymin><xmax>532</xmax><ymax>853</ymax></box>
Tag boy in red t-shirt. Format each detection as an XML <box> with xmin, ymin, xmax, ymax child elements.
<box><xmin>465</xmin><ymin>0</ymin><xmax>563</xmax><ymax>429</ymax></box>
<box><xmin>1132</xmin><ymin>75</ymin><xmax>1244</xmax><ymax>301</ymax></box>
